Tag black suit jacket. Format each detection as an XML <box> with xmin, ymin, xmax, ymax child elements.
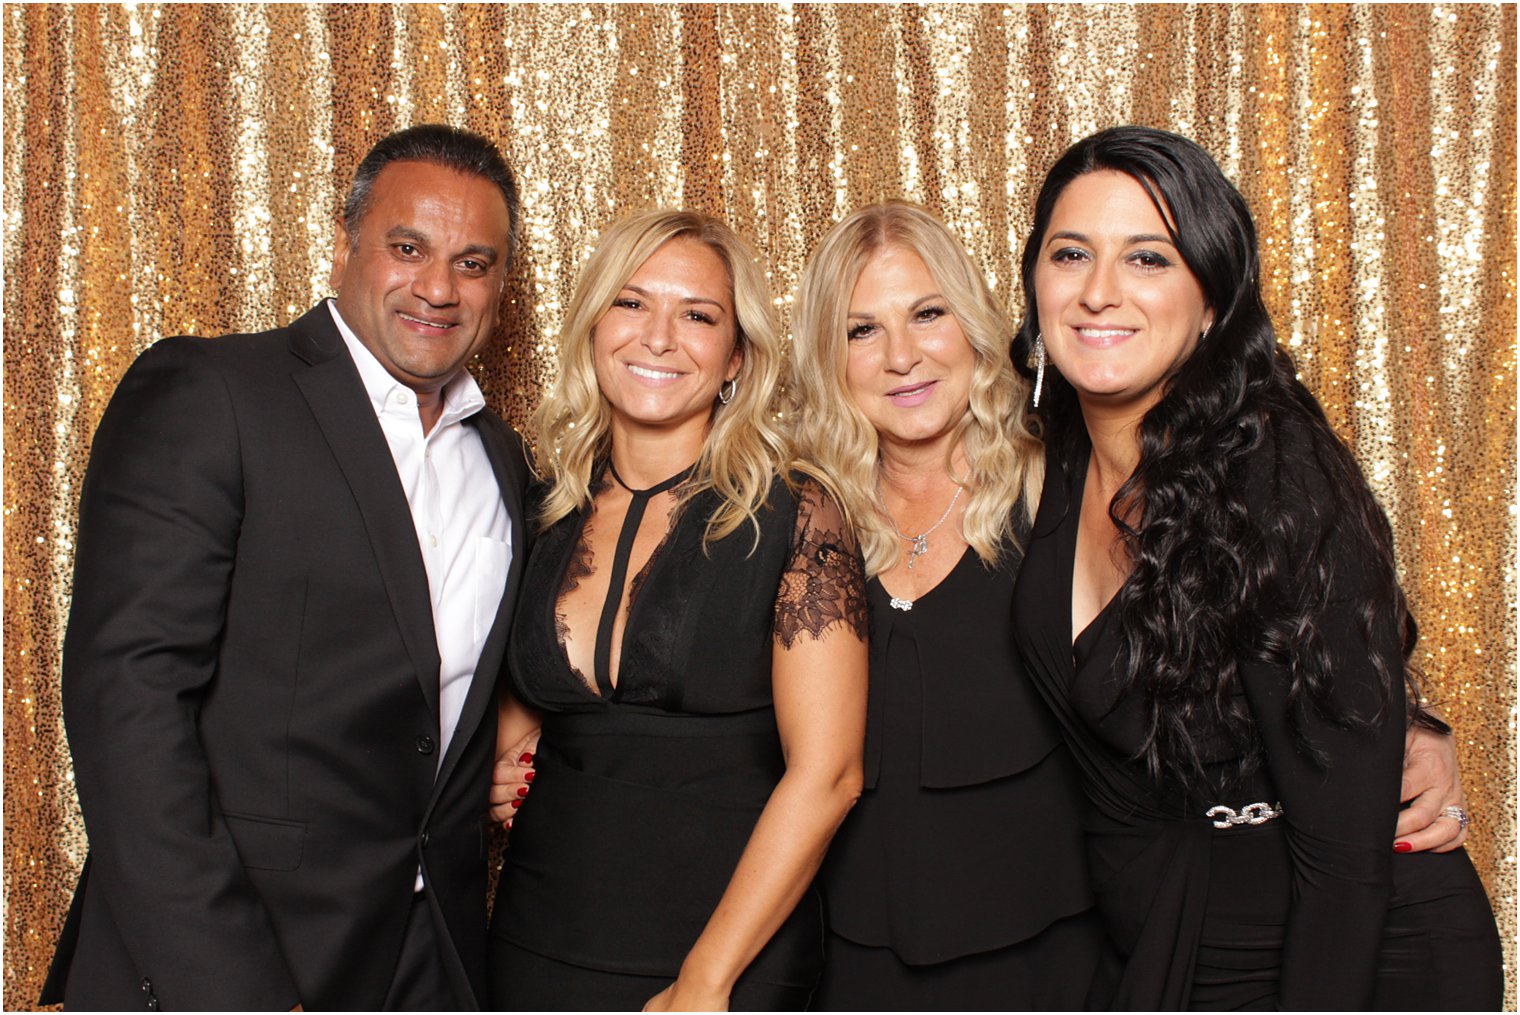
<box><xmin>42</xmin><ymin>303</ymin><xmax>530</xmax><ymax>1010</ymax></box>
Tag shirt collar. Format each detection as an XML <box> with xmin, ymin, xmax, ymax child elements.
<box><xmin>327</xmin><ymin>299</ymin><xmax>486</xmax><ymax>428</ymax></box>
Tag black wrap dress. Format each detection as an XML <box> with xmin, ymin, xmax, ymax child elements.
<box><xmin>488</xmin><ymin>471</ymin><xmax>867</xmax><ymax>1011</ymax></box>
<box><xmin>1012</xmin><ymin>426</ymin><xmax>1501</xmax><ymax>1010</ymax></box>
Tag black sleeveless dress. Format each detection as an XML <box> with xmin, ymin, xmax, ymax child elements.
<box><xmin>488</xmin><ymin>473</ymin><xmax>867</xmax><ymax>1012</ymax></box>
<box><xmin>1012</xmin><ymin>430</ymin><xmax>1502</xmax><ymax>1010</ymax></box>
<box><xmin>815</xmin><ymin>536</ymin><xmax>1104</xmax><ymax>1011</ymax></box>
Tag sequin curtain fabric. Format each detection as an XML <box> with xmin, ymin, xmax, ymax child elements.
<box><xmin>3</xmin><ymin>4</ymin><xmax>1514</xmax><ymax>1008</ymax></box>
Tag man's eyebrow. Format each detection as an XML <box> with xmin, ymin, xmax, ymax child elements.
<box><xmin>457</xmin><ymin>243</ymin><xmax>500</xmax><ymax>261</ymax></box>
<box><xmin>386</xmin><ymin>226</ymin><xmax>428</xmax><ymax>245</ymax></box>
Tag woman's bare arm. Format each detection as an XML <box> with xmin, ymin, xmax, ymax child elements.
<box><xmin>644</xmin><ymin>617</ymin><xmax>867</xmax><ymax>1011</ymax></box>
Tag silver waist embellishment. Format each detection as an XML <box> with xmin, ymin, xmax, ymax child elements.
<box><xmin>1205</xmin><ymin>801</ymin><xmax>1283</xmax><ymax>829</ymax></box>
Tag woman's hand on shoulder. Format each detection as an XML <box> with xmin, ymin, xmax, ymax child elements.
<box><xmin>643</xmin><ymin>980</ymin><xmax>729</xmax><ymax>1012</ymax></box>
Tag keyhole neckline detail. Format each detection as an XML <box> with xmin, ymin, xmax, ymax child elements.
<box><xmin>588</xmin><ymin>457</ymin><xmax>696</xmax><ymax>699</ymax></box>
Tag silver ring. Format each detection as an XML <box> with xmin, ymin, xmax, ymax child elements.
<box><xmin>1440</xmin><ymin>805</ymin><xmax>1470</xmax><ymax>830</ymax></box>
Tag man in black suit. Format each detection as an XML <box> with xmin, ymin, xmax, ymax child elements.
<box><xmin>42</xmin><ymin>124</ymin><xmax>530</xmax><ymax>1011</ymax></box>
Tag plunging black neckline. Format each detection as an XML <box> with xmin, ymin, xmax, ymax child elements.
<box><xmin>1065</xmin><ymin>449</ymin><xmax>1125</xmax><ymax>656</ymax></box>
<box><xmin>586</xmin><ymin>460</ymin><xmax>694</xmax><ymax>699</ymax></box>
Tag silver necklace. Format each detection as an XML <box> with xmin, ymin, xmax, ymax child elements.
<box><xmin>882</xmin><ymin>481</ymin><xmax>963</xmax><ymax>572</ymax></box>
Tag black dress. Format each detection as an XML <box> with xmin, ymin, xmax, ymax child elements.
<box><xmin>1011</xmin><ymin>429</ymin><xmax>1502</xmax><ymax>1010</ymax></box>
<box><xmin>814</xmin><ymin>542</ymin><xmax>1104</xmax><ymax>1011</ymax></box>
<box><xmin>488</xmin><ymin>472</ymin><xmax>867</xmax><ymax>1012</ymax></box>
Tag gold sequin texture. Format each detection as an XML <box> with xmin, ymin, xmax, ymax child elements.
<box><xmin>3</xmin><ymin>5</ymin><xmax>1514</xmax><ymax>1008</ymax></box>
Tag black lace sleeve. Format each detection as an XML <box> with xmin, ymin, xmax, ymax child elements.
<box><xmin>774</xmin><ymin>478</ymin><xmax>869</xmax><ymax>649</ymax></box>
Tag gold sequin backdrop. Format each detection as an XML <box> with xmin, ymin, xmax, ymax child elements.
<box><xmin>3</xmin><ymin>3</ymin><xmax>1514</xmax><ymax>1007</ymax></box>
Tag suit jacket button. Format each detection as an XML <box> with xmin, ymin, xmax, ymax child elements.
<box><xmin>416</xmin><ymin>735</ymin><xmax>435</xmax><ymax>755</ymax></box>
<box><xmin>421</xmin><ymin>830</ymin><xmax>430</xmax><ymax>848</ymax></box>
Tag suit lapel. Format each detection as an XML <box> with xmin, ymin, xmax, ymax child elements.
<box><xmin>432</xmin><ymin>413</ymin><xmax>530</xmax><ymax>790</ymax></box>
<box><xmin>289</xmin><ymin>308</ymin><xmax>442</xmax><ymax>719</ymax></box>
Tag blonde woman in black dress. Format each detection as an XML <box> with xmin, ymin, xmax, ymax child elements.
<box><xmin>789</xmin><ymin>201</ymin><xmax>1104</xmax><ymax>1009</ymax></box>
<box><xmin>487</xmin><ymin>210</ymin><xmax>868</xmax><ymax>1011</ymax></box>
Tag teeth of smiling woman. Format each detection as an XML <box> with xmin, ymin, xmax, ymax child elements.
<box><xmin>399</xmin><ymin>312</ymin><xmax>451</xmax><ymax>329</ymax></box>
<box><xmin>628</xmin><ymin>363</ymin><xmax>682</xmax><ymax>380</ymax></box>
<box><xmin>1078</xmin><ymin>328</ymin><xmax>1134</xmax><ymax>339</ymax></box>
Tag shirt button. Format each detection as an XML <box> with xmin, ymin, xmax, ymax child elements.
<box><xmin>393</xmin><ymin>391</ymin><xmax>410</xmax><ymax>405</ymax></box>
<box><xmin>416</xmin><ymin>735</ymin><xmax>435</xmax><ymax>755</ymax></box>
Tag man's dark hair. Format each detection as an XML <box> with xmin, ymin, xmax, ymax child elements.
<box><xmin>343</xmin><ymin>123</ymin><xmax>519</xmax><ymax>259</ymax></box>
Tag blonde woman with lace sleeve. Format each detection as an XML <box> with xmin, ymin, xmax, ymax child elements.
<box><xmin>487</xmin><ymin>209</ymin><xmax>868</xmax><ymax>1012</ymax></box>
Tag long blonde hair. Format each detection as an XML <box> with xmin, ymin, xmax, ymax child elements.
<box><xmin>790</xmin><ymin>201</ymin><xmax>1044</xmax><ymax>576</ymax></box>
<box><xmin>533</xmin><ymin>209</ymin><xmax>787</xmax><ymax>544</ymax></box>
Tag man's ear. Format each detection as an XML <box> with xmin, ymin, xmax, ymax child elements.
<box><xmin>330</xmin><ymin>216</ymin><xmax>352</xmax><ymax>292</ymax></box>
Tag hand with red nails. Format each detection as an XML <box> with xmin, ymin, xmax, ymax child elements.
<box><xmin>490</xmin><ymin>727</ymin><xmax>541</xmax><ymax>830</ymax></box>
<box><xmin>1394</xmin><ymin>721</ymin><xmax>1469</xmax><ymax>853</ymax></box>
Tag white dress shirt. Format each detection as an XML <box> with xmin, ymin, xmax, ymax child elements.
<box><xmin>329</xmin><ymin>302</ymin><xmax>510</xmax><ymax>886</ymax></box>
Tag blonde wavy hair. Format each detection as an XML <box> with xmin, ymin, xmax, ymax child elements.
<box><xmin>789</xmin><ymin>201</ymin><xmax>1044</xmax><ymax>576</ymax></box>
<box><xmin>533</xmin><ymin>209</ymin><xmax>788</xmax><ymax>545</ymax></box>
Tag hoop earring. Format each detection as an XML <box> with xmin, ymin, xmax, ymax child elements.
<box><xmin>718</xmin><ymin>377</ymin><xmax>738</xmax><ymax>405</ymax></box>
<box><xmin>1032</xmin><ymin>333</ymin><xmax>1046</xmax><ymax>408</ymax></box>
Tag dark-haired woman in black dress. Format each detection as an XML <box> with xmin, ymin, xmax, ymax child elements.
<box><xmin>1011</xmin><ymin>126</ymin><xmax>1501</xmax><ymax>1010</ymax></box>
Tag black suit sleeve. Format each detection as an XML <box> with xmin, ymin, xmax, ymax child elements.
<box><xmin>62</xmin><ymin>337</ymin><xmax>300</xmax><ymax>1009</ymax></box>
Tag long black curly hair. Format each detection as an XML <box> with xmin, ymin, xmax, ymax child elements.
<box><xmin>1012</xmin><ymin>126</ymin><xmax>1433</xmax><ymax>792</ymax></box>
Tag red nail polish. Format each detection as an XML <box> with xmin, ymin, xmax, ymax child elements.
<box><xmin>519</xmin><ymin>752</ymin><xmax>534</xmax><ymax>764</ymax></box>
<box><xmin>510</xmin><ymin>799</ymin><xmax>522</xmax><ymax>809</ymax></box>
<box><xmin>524</xmin><ymin>770</ymin><xmax>535</xmax><ymax>783</ymax></box>
<box><xmin>516</xmin><ymin>786</ymin><xmax>529</xmax><ymax>797</ymax></box>
<box><xmin>1393</xmin><ymin>841</ymin><xmax>1412</xmax><ymax>853</ymax></box>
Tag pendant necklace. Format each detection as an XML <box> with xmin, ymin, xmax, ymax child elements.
<box><xmin>881</xmin><ymin>477</ymin><xmax>964</xmax><ymax>612</ymax></box>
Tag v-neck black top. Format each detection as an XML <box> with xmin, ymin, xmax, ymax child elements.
<box><xmin>820</xmin><ymin>538</ymin><xmax>1095</xmax><ymax>966</ymax></box>
<box><xmin>491</xmin><ymin>472</ymin><xmax>868</xmax><ymax>985</ymax></box>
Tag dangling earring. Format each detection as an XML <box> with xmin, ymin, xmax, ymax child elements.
<box><xmin>718</xmin><ymin>377</ymin><xmax>738</xmax><ymax>405</ymax></box>
<box><xmin>1032</xmin><ymin>333</ymin><xmax>1046</xmax><ymax>408</ymax></box>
